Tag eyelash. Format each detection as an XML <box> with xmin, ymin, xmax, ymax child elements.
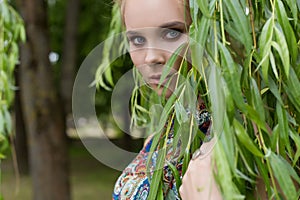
<box><xmin>162</xmin><ymin>28</ymin><xmax>183</xmax><ymax>40</ymax></box>
<box><xmin>127</xmin><ymin>28</ymin><xmax>184</xmax><ymax>47</ymax></box>
<box><xmin>128</xmin><ymin>36</ymin><xmax>146</xmax><ymax>47</ymax></box>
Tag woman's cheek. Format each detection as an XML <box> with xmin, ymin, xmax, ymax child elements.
<box><xmin>136</xmin><ymin>66</ymin><xmax>148</xmax><ymax>81</ymax></box>
<box><xmin>129</xmin><ymin>50</ymin><xmax>144</xmax><ymax>67</ymax></box>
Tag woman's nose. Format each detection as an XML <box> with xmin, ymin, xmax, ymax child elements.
<box><xmin>144</xmin><ymin>47</ymin><xmax>165</xmax><ymax>65</ymax></box>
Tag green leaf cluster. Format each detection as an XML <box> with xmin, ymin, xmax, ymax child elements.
<box><xmin>189</xmin><ymin>0</ymin><xmax>300</xmax><ymax>199</ymax></box>
<box><xmin>0</xmin><ymin>0</ymin><xmax>25</xmax><ymax>158</ymax></box>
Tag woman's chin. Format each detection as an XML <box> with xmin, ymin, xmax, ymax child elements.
<box><xmin>152</xmin><ymin>86</ymin><xmax>173</xmax><ymax>99</ymax></box>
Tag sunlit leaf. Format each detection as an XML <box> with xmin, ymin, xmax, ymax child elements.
<box><xmin>258</xmin><ymin>17</ymin><xmax>274</xmax><ymax>83</ymax></box>
<box><xmin>272</xmin><ymin>28</ymin><xmax>290</xmax><ymax>78</ymax></box>
<box><xmin>275</xmin><ymin>0</ymin><xmax>297</xmax><ymax>64</ymax></box>
<box><xmin>269</xmin><ymin>52</ymin><xmax>278</xmax><ymax>80</ymax></box>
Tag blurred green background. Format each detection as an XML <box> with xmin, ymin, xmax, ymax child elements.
<box><xmin>1</xmin><ymin>0</ymin><xmax>141</xmax><ymax>199</ymax></box>
<box><xmin>2</xmin><ymin>142</ymin><xmax>120</xmax><ymax>200</ymax></box>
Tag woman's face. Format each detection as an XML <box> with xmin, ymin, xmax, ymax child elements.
<box><xmin>124</xmin><ymin>0</ymin><xmax>191</xmax><ymax>98</ymax></box>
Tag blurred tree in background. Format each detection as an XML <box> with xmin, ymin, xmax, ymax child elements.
<box><xmin>1</xmin><ymin>0</ymin><xmax>126</xmax><ymax>199</ymax></box>
<box><xmin>16</xmin><ymin>0</ymin><xmax>71</xmax><ymax>199</ymax></box>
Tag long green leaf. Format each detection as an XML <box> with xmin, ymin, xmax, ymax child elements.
<box><xmin>276</xmin><ymin>102</ymin><xmax>291</xmax><ymax>155</ymax></box>
<box><xmin>0</xmin><ymin>111</ymin><xmax>4</xmax><ymax>135</ymax></box>
<box><xmin>218</xmin><ymin>42</ymin><xmax>245</xmax><ymax>111</ymax></box>
<box><xmin>223</xmin><ymin>0</ymin><xmax>252</xmax><ymax>52</ymax></box>
<box><xmin>207</xmin><ymin>57</ymin><xmax>225</xmax><ymax>135</ymax></box>
<box><xmin>254</xmin><ymin>157</ymin><xmax>272</xmax><ymax>197</ymax></box>
<box><xmin>275</xmin><ymin>0</ymin><xmax>298</xmax><ymax>64</ymax></box>
<box><xmin>270</xmin><ymin>153</ymin><xmax>298</xmax><ymax>199</ymax></box>
<box><xmin>196</xmin><ymin>0</ymin><xmax>210</xmax><ymax>17</ymax></box>
<box><xmin>258</xmin><ymin>17</ymin><xmax>274</xmax><ymax>83</ymax></box>
<box><xmin>269</xmin><ymin>52</ymin><xmax>279</xmax><ymax>79</ymax></box>
<box><xmin>159</xmin><ymin>44</ymin><xmax>185</xmax><ymax>86</ymax></box>
<box><xmin>290</xmin><ymin>129</ymin><xmax>300</xmax><ymax>166</ymax></box>
<box><xmin>157</xmin><ymin>181</ymin><xmax>164</xmax><ymax>200</ymax></box>
<box><xmin>174</xmin><ymin>101</ymin><xmax>189</xmax><ymax>124</ymax></box>
<box><xmin>234</xmin><ymin>119</ymin><xmax>264</xmax><ymax>157</ymax></box>
<box><xmin>272</xmin><ymin>28</ymin><xmax>290</xmax><ymax>78</ymax></box>
<box><xmin>250</xmin><ymin>78</ymin><xmax>265</xmax><ymax>122</ymax></box>
<box><xmin>214</xmin><ymin>138</ymin><xmax>244</xmax><ymax>199</ymax></box>
<box><xmin>268</xmin><ymin>76</ymin><xmax>284</xmax><ymax>105</ymax></box>
<box><xmin>167</xmin><ymin>161</ymin><xmax>181</xmax><ymax>192</ymax></box>
<box><xmin>284</xmin><ymin>68</ymin><xmax>300</xmax><ymax>113</ymax></box>
<box><xmin>148</xmin><ymin>148</ymin><xmax>166</xmax><ymax>199</ymax></box>
<box><xmin>221</xmin><ymin>115</ymin><xmax>235</xmax><ymax>172</ymax></box>
<box><xmin>283</xmin><ymin>0</ymin><xmax>298</xmax><ymax>27</ymax></box>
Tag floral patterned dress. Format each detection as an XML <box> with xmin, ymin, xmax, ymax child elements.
<box><xmin>112</xmin><ymin>105</ymin><xmax>211</xmax><ymax>200</ymax></box>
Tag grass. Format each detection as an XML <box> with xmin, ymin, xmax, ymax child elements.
<box><xmin>1</xmin><ymin>140</ymin><xmax>122</xmax><ymax>200</ymax></box>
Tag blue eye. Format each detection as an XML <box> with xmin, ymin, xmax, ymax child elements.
<box><xmin>164</xmin><ymin>29</ymin><xmax>181</xmax><ymax>40</ymax></box>
<box><xmin>130</xmin><ymin>36</ymin><xmax>146</xmax><ymax>46</ymax></box>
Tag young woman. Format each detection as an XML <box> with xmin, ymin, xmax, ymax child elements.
<box><xmin>112</xmin><ymin>0</ymin><xmax>221</xmax><ymax>199</ymax></box>
<box><xmin>107</xmin><ymin>0</ymin><xmax>300</xmax><ymax>199</ymax></box>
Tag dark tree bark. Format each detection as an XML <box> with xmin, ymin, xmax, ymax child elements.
<box><xmin>16</xmin><ymin>1</ymin><xmax>70</xmax><ymax>200</ymax></box>
<box><xmin>13</xmin><ymin>66</ymin><xmax>29</xmax><ymax>175</ymax></box>
<box><xmin>60</xmin><ymin>0</ymin><xmax>80</xmax><ymax>116</ymax></box>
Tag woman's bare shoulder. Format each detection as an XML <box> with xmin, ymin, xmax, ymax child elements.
<box><xmin>143</xmin><ymin>134</ymin><xmax>154</xmax><ymax>147</ymax></box>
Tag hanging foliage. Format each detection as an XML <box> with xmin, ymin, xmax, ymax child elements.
<box><xmin>97</xmin><ymin>0</ymin><xmax>300</xmax><ymax>199</ymax></box>
<box><xmin>0</xmin><ymin>0</ymin><xmax>25</xmax><ymax>158</ymax></box>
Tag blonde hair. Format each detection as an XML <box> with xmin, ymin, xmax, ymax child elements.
<box><xmin>113</xmin><ymin>0</ymin><xmax>126</xmax><ymax>23</ymax></box>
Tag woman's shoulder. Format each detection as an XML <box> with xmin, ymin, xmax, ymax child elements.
<box><xmin>112</xmin><ymin>136</ymin><xmax>153</xmax><ymax>199</ymax></box>
<box><xmin>143</xmin><ymin>134</ymin><xmax>154</xmax><ymax>149</ymax></box>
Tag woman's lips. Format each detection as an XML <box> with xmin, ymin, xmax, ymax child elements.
<box><xmin>148</xmin><ymin>74</ymin><xmax>173</xmax><ymax>85</ymax></box>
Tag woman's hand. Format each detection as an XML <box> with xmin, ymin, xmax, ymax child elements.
<box><xmin>179</xmin><ymin>138</ymin><xmax>223</xmax><ymax>200</ymax></box>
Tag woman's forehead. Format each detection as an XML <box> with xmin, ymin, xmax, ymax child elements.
<box><xmin>124</xmin><ymin>0</ymin><xmax>189</xmax><ymax>30</ymax></box>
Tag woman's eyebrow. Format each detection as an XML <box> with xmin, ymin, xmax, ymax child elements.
<box><xmin>159</xmin><ymin>21</ymin><xmax>185</xmax><ymax>29</ymax></box>
<box><xmin>126</xmin><ymin>30</ymin><xmax>140</xmax><ymax>36</ymax></box>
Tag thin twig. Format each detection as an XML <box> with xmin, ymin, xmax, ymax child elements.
<box><xmin>248</xmin><ymin>0</ymin><xmax>257</xmax><ymax>49</ymax></box>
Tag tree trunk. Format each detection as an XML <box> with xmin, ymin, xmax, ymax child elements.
<box><xmin>60</xmin><ymin>0</ymin><xmax>80</xmax><ymax>116</ymax></box>
<box><xmin>13</xmin><ymin>65</ymin><xmax>29</xmax><ymax>175</ymax></box>
<box><xmin>16</xmin><ymin>1</ymin><xmax>70</xmax><ymax>200</ymax></box>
